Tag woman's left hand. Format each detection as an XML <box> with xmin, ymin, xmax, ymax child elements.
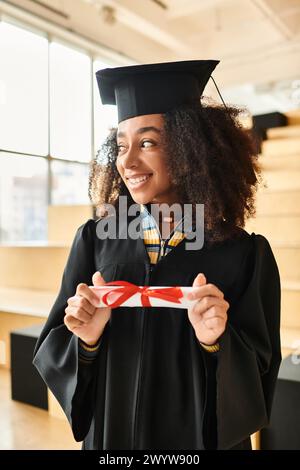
<box><xmin>186</xmin><ymin>273</ymin><xmax>229</xmax><ymax>346</ymax></box>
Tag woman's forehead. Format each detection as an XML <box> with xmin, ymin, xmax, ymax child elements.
<box><xmin>117</xmin><ymin>113</ymin><xmax>164</xmax><ymax>133</ymax></box>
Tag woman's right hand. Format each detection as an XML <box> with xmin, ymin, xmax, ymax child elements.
<box><xmin>64</xmin><ymin>271</ymin><xmax>111</xmax><ymax>345</ymax></box>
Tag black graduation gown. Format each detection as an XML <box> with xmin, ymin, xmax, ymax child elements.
<box><xmin>32</xmin><ymin>214</ymin><xmax>281</xmax><ymax>450</ymax></box>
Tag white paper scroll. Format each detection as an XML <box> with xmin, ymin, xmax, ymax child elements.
<box><xmin>89</xmin><ymin>285</ymin><xmax>198</xmax><ymax>309</ymax></box>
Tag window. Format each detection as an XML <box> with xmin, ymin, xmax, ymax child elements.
<box><xmin>0</xmin><ymin>17</ymin><xmax>120</xmax><ymax>242</ymax></box>
<box><xmin>93</xmin><ymin>60</ymin><xmax>118</xmax><ymax>152</ymax></box>
<box><xmin>50</xmin><ymin>42</ymin><xmax>92</xmax><ymax>162</ymax></box>
<box><xmin>0</xmin><ymin>21</ymin><xmax>48</xmax><ymax>155</ymax></box>
<box><xmin>51</xmin><ymin>160</ymin><xmax>90</xmax><ymax>205</ymax></box>
<box><xmin>0</xmin><ymin>153</ymin><xmax>47</xmax><ymax>243</ymax></box>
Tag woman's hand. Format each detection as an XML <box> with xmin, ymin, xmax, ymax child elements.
<box><xmin>64</xmin><ymin>271</ymin><xmax>111</xmax><ymax>345</ymax></box>
<box><xmin>187</xmin><ymin>273</ymin><xmax>229</xmax><ymax>346</ymax></box>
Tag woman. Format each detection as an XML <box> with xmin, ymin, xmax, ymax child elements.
<box><xmin>33</xmin><ymin>60</ymin><xmax>281</xmax><ymax>450</ymax></box>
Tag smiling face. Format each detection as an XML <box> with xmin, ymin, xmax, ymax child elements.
<box><xmin>116</xmin><ymin>114</ymin><xmax>179</xmax><ymax>205</ymax></box>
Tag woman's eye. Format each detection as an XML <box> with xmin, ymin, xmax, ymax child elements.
<box><xmin>117</xmin><ymin>144</ymin><xmax>126</xmax><ymax>153</ymax></box>
<box><xmin>142</xmin><ymin>140</ymin><xmax>154</xmax><ymax>148</ymax></box>
<box><xmin>117</xmin><ymin>140</ymin><xmax>154</xmax><ymax>153</ymax></box>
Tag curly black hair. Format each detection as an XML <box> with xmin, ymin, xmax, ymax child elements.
<box><xmin>89</xmin><ymin>99</ymin><xmax>262</xmax><ymax>245</ymax></box>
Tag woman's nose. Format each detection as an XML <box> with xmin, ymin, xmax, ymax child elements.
<box><xmin>121</xmin><ymin>146</ymin><xmax>139</xmax><ymax>168</ymax></box>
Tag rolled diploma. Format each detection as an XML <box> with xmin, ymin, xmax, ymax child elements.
<box><xmin>89</xmin><ymin>286</ymin><xmax>198</xmax><ymax>309</ymax></box>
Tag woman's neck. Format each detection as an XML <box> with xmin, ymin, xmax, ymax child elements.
<box><xmin>144</xmin><ymin>200</ymin><xmax>184</xmax><ymax>239</ymax></box>
<box><xmin>154</xmin><ymin>205</ymin><xmax>182</xmax><ymax>240</ymax></box>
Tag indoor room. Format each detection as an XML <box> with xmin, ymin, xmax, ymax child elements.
<box><xmin>0</xmin><ymin>0</ymin><xmax>300</xmax><ymax>453</ymax></box>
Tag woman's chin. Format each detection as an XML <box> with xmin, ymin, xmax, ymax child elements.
<box><xmin>132</xmin><ymin>197</ymin><xmax>151</xmax><ymax>205</ymax></box>
<box><xmin>129</xmin><ymin>192</ymin><xmax>153</xmax><ymax>205</ymax></box>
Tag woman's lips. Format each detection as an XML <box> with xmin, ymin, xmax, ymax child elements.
<box><xmin>126</xmin><ymin>174</ymin><xmax>152</xmax><ymax>190</ymax></box>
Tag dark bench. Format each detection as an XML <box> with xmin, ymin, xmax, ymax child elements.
<box><xmin>260</xmin><ymin>353</ymin><xmax>300</xmax><ymax>449</ymax></box>
<box><xmin>10</xmin><ymin>323</ymin><xmax>47</xmax><ymax>410</ymax></box>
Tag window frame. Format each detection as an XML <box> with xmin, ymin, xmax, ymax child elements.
<box><xmin>0</xmin><ymin>13</ymin><xmax>123</xmax><ymax>206</ymax></box>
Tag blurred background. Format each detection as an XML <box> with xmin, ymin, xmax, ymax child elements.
<box><xmin>0</xmin><ymin>0</ymin><xmax>300</xmax><ymax>450</ymax></box>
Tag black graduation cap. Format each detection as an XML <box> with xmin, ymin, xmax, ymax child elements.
<box><xmin>95</xmin><ymin>60</ymin><xmax>220</xmax><ymax>123</ymax></box>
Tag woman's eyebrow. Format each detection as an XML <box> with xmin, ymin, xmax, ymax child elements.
<box><xmin>117</xmin><ymin>126</ymin><xmax>162</xmax><ymax>138</ymax></box>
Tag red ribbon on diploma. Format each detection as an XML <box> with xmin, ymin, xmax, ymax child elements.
<box><xmin>100</xmin><ymin>281</ymin><xmax>184</xmax><ymax>308</ymax></box>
